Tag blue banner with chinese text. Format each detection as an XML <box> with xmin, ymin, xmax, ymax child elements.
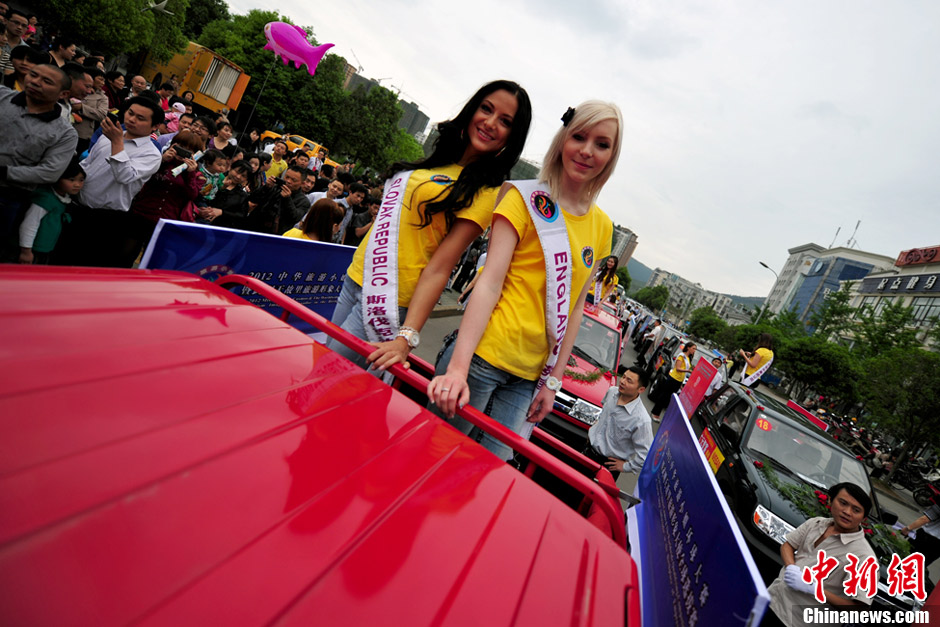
<box><xmin>628</xmin><ymin>396</ymin><xmax>769</xmax><ymax>626</ymax></box>
<box><xmin>140</xmin><ymin>220</ymin><xmax>355</xmax><ymax>334</ymax></box>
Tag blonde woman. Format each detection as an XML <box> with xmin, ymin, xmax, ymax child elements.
<box><xmin>429</xmin><ymin>101</ymin><xmax>623</xmax><ymax>460</ymax></box>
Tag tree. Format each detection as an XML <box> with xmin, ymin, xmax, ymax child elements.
<box><xmin>198</xmin><ymin>10</ymin><xmax>404</xmax><ymax>171</ymax></box>
<box><xmin>39</xmin><ymin>0</ymin><xmax>189</xmax><ymax>62</ymax></box>
<box><xmin>749</xmin><ymin>304</ymin><xmax>771</xmax><ymax>323</ymax></box>
<box><xmin>854</xmin><ymin>300</ymin><xmax>919</xmax><ymax>359</ymax></box>
<box><xmin>183</xmin><ymin>0</ymin><xmax>229</xmax><ymax>40</ymax></box>
<box><xmin>331</xmin><ymin>85</ymin><xmax>402</xmax><ymax>170</ymax></box>
<box><xmin>808</xmin><ymin>283</ymin><xmax>855</xmax><ymax>339</ymax></box>
<box><xmin>615</xmin><ymin>266</ymin><xmax>631</xmax><ymax>294</ymax></box>
<box><xmin>776</xmin><ymin>336</ymin><xmax>860</xmax><ymax>406</ymax></box>
<box><xmin>634</xmin><ymin>285</ymin><xmax>669</xmax><ymax>311</ymax></box>
<box><xmin>687</xmin><ymin>307</ymin><xmax>728</xmax><ymax>342</ymax></box>
<box><xmin>862</xmin><ymin>348</ymin><xmax>940</xmax><ymax>476</ymax></box>
<box><xmin>768</xmin><ymin>308</ymin><xmax>807</xmax><ymax>340</ymax></box>
<box><xmin>384</xmin><ymin>129</ymin><xmax>425</xmax><ymax>169</ymax></box>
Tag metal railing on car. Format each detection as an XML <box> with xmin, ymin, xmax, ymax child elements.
<box><xmin>215</xmin><ymin>274</ymin><xmax>627</xmax><ymax>547</ymax></box>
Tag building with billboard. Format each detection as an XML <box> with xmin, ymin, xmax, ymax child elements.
<box><xmin>763</xmin><ymin>244</ymin><xmax>894</xmax><ymax>326</ymax></box>
<box><xmin>840</xmin><ymin>244</ymin><xmax>940</xmax><ymax>351</ymax></box>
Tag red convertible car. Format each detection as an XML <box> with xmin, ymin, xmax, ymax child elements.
<box><xmin>0</xmin><ymin>266</ymin><xmax>639</xmax><ymax>626</ymax></box>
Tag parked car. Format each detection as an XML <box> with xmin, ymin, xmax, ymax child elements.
<box><xmin>260</xmin><ymin>130</ymin><xmax>339</xmax><ymax>167</ymax></box>
<box><xmin>688</xmin><ymin>382</ymin><xmax>922</xmax><ymax>615</ymax></box>
<box><xmin>537</xmin><ymin>303</ymin><xmax>622</xmax><ymax>451</ymax></box>
<box><xmin>0</xmin><ymin>266</ymin><xmax>639</xmax><ymax>625</ymax></box>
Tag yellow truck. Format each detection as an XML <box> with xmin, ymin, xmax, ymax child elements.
<box><xmin>141</xmin><ymin>42</ymin><xmax>250</xmax><ymax>114</ymax></box>
<box><xmin>260</xmin><ymin>131</ymin><xmax>339</xmax><ymax>167</ymax></box>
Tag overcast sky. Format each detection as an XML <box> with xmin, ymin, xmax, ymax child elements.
<box><xmin>229</xmin><ymin>0</ymin><xmax>938</xmax><ymax>296</ymax></box>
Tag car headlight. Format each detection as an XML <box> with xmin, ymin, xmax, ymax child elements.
<box><xmin>570</xmin><ymin>398</ymin><xmax>602</xmax><ymax>425</ymax></box>
<box><xmin>752</xmin><ymin>504</ymin><xmax>795</xmax><ymax>544</ymax></box>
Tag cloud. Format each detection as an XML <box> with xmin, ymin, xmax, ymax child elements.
<box><xmin>797</xmin><ymin>101</ymin><xmax>868</xmax><ymax>131</ymax></box>
<box><xmin>228</xmin><ymin>0</ymin><xmax>939</xmax><ymax>297</ymax></box>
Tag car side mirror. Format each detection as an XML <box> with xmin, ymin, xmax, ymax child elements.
<box><xmin>879</xmin><ymin>510</ymin><xmax>898</xmax><ymax>526</ymax></box>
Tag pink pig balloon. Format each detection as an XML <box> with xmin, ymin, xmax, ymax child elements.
<box><xmin>263</xmin><ymin>22</ymin><xmax>334</xmax><ymax>76</ymax></box>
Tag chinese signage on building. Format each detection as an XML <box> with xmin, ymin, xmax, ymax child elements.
<box><xmin>895</xmin><ymin>245</ymin><xmax>939</xmax><ymax>267</ymax></box>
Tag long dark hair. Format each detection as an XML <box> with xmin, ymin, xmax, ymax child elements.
<box><xmin>753</xmin><ymin>333</ymin><xmax>774</xmax><ymax>351</ymax></box>
<box><xmin>385</xmin><ymin>79</ymin><xmax>532</xmax><ymax>230</ymax></box>
<box><xmin>597</xmin><ymin>255</ymin><xmax>618</xmax><ymax>285</ymax></box>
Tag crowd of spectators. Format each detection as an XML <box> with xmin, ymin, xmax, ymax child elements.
<box><xmin>0</xmin><ymin>8</ymin><xmax>383</xmax><ymax>267</ymax></box>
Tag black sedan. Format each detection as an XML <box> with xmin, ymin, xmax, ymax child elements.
<box><xmin>688</xmin><ymin>383</ymin><xmax>923</xmax><ymax>615</ymax></box>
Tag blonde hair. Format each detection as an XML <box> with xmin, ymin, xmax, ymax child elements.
<box><xmin>538</xmin><ymin>100</ymin><xmax>623</xmax><ymax>207</ymax></box>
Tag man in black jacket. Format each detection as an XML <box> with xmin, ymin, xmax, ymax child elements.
<box><xmin>242</xmin><ymin>165</ymin><xmax>310</xmax><ymax>234</ymax></box>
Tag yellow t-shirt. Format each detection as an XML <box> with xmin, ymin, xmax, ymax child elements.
<box><xmin>590</xmin><ymin>274</ymin><xmax>618</xmax><ymax>300</ymax></box>
<box><xmin>745</xmin><ymin>347</ymin><xmax>773</xmax><ymax>376</ymax></box>
<box><xmin>268</xmin><ymin>158</ymin><xmax>288</xmax><ymax>179</ymax></box>
<box><xmin>475</xmin><ymin>187</ymin><xmax>613</xmax><ymax>380</ymax></box>
<box><xmin>669</xmin><ymin>353</ymin><xmax>689</xmax><ymax>382</ymax></box>
<box><xmin>282</xmin><ymin>228</ymin><xmax>314</xmax><ymax>240</ymax></box>
<box><xmin>346</xmin><ymin>164</ymin><xmax>497</xmax><ymax>306</ymax></box>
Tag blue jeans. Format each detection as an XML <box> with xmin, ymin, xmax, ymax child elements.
<box><xmin>435</xmin><ymin>340</ymin><xmax>536</xmax><ymax>461</ymax></box>
<box><xmin>326</xmin><ymin>275</ymin><xmax>408</xmax><ymax>370</ymax></box>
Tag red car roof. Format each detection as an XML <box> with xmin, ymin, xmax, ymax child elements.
<box><xmin>0</xmin><ymin>267</ymin><xmax>637</xmax><ymax>625</ymax></box>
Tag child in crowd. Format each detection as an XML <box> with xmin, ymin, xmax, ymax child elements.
<box><xmin>164</xmin><ymin>102</ymin><xmax>186</xmax><ymax>133</ymax></box>
<box><xmin>198</xmin><ymin>149</ymin><xmax>230</xmax><ymax>206</ymax></box>
<box><xmin>19</xmin><ymin>157</ymin><xmax>86</xmax><ymax>264</ymax></box>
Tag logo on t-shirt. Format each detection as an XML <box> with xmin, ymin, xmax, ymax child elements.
<box><xmin>430</xmin><ymin>174</ymin><xmax>453</xmax><ymax>185</ymax></box>
<box><xmin>530</xmin><ymin>191</ymin><xmax>558</xmax><ymax>222</ymax></box>
<box><xmin>581</xmin><ymin>246</ymin><xmax>594</xmax><ymax>268</ymax></box>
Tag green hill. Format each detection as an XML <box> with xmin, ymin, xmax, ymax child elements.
<box><xmin>626</xmin><ymin>257</ymin><xmax>653</xmax><ymax>291</ymax></box>
<box><xmin>627</xmin><ymin>257</ymin><xmax>764</xmax><ymax>309</ymax></box>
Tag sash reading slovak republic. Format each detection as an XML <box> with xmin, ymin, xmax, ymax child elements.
<box><xmin>498</xmin><ymin>180</ymin><xmax>573</xmax><ymax>440</ymax></box>
<box><xmin>361</xmin><ymin>170</ymin><xmax>413</xmax><ymax>343</ymax></box>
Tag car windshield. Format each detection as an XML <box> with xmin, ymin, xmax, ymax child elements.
<box><xmin>573</xmin><ymin>316</ymin><xmax>620</xmax><ymax>371</ymax></box>
<box><xmin>745</xmin><ymin>415</ymin><xmax>870</xmax><ymax>490</ymax></box>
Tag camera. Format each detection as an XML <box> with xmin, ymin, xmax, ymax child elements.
<box><xmin>106</xmin><ymin>112</ymin><xmax>121</xmax><ymax>125</ymax></box>
<box><xmin>173</xmin><ymin>146</ymin><xmax>193</xmax><ymax>160</ymax></box>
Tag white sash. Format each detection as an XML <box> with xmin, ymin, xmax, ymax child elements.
<box><xmin>497</xmin><ymin>180</ymin><xmax>573</xmax><ymax>440</ymax></box>
<box><xmin>741</xmin><ymin>352</ymin><xmax>774</xmax><ymax>386</ymax></box>
<box><xmin>361</xmin><ymin>170</ymin><xmax>413</xmax><ymax>342</ymax></box>
<box><xmin>594</xmin><ymin>276</ymin><xmax>606</xmax><ymax>303</ymax></box>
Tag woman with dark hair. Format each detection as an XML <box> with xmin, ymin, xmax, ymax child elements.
<box><xmin>244</xmin><ymin>153</ymin><xmax>263</xmax><ymax>191</ymax></box>
<box><xmin>328</xmin><ymin>79</ymin><xmax>533</xmax><ymax>371</ymax></box>
<box><xmin>240</xmin><ymin>128</ymin><xmax>262</xmax><ymax>154</ymax></box>
<box><xmin>102</xmin><ymin>70</ymin><xmax>125</xmax><ymax>110</ymax></box>
<box><xmin>209</xmin><ymin>120</ymin><xmax>238</xmax><ymax>157</ymax></box>
<box><xmin>283</xmin><ymin>198</ymin><xmax>344</xmax><ymax>242</ymax></box>
<box><xmin>121</xmin><ymin>130</ymin><xmax>206</xmax><ymax>266</ymax></box>
<box><xmin>430</xmin><ymin>101</ymin><xmax>623</xmax><ymax>460</ymax></box>
<box><xmin>3</xmin><ymin>45</ymin><xmax>50</xmax><ymax>90</ymax></box>
<box><xmin>589</xmin><ymin>255</ymin><xmax>619</xmax><ymax>305</ymax></box>
<box><xmin>199</xmin><ymin>160</ymin><xmax>252</xmax><ymax>225</ymax></box>
<box><xmin>740</xmin><ymin>332</ymin><xmax>774</xmax><ymax>388</ymax></box>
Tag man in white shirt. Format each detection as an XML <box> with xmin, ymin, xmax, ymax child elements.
<box><xmin>704</xmin><ymin>356</ymin><xmax>726</xmax><ymax>398</ymax></box>
<box><xmin>65</xmin><ymin>95</ymin><xmax>163</xmax><ymax>266</ymax></box>
<box><xmin>582</xmin><ymin>366</ymin><xmax>654</xmax><ymax>480</ymax></box>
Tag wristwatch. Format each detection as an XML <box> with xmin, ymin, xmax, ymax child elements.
<box><xmin>546</xmin><ymin>375</ymin><xmax>562</xmax><ymax>391</ymax></box>
<box><xmin>397</xmin><ymin>326</ymin><xmax>420</xmax><ymax>349</ymax></box>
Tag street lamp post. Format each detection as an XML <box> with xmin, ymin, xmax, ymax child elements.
<box><xmin>755</xmin><ymin>262</ymin><xmax>779</xmax><ymax>324</ymax></box>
